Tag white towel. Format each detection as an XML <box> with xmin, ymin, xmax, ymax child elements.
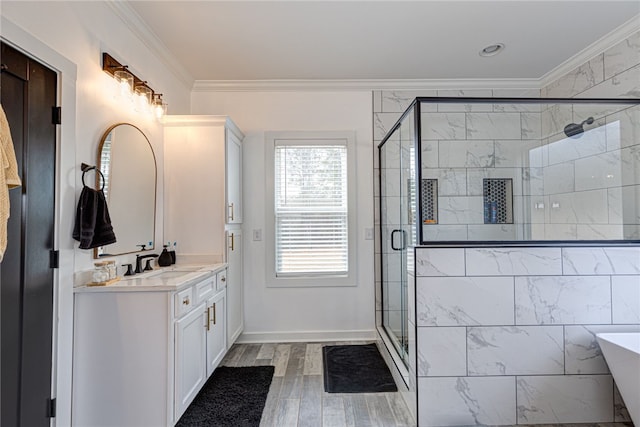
<box><xmin>0</xmin><ymin>104</ymin><xmax>22</xmax><ymax>261</ymax></box>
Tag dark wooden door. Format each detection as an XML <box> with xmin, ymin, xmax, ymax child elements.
<box><xmin>1</xmin><ymin>42</ymin><xmax>57</xmax><ymax>427</ymax></box>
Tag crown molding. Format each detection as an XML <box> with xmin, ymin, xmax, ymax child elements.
<box><xmin>192</xmin><ymin>78</ymin><xmax>541</xmax><ymax>92</ymax></box>
<box><xmin>539</xmin><ymin>14</ymin><xmax>640</xmax><ymax>88</ymax></box>
<box><xmin>106</xmin><ymin>0</ymin><xmax>194</xmax><ymax>90</ymax></box>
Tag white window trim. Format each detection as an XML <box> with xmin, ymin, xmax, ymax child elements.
<box><xmin>265</xmin><ymin>131</ymin><xmax>357</xmax><ymax>287</ymax></box>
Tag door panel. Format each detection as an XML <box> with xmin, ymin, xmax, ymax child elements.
<box><xmin>0</xmin><ymin>56</ymin><xmax>26</xmax><ymax>427</ymax></box>
<box><xmin>1</xmin><ymin>42</ymin><xmax>57</xmax><ymax>427</ymax></box>
<box><xmin>379</xmin><ymin>105</ymin><xmax>416</xmax><ymax>368</ymax></box>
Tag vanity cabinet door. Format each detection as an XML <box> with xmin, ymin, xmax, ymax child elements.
<box><xmin>206</xmin><ymin>290</ymin><xmax>226</xmax><ymax>377</ymax></box>
<box><xmin>226</xmin><ymin>229</ymin><xmax>244</xmax><ymax>347</ymax></box>
<box><xmin>225</xmin><ymin>130</ymin><xmax>242</xmax><ymax>224</ymax></box>
<box><xmin>174</xmin><ymin>303</ymin><xmax>207</xmax><ymax>422</ymax></box>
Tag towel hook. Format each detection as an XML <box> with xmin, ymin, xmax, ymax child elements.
<box><xmin>81</xmin><ymin>163</ymin><xmax>106</xmax><ymax>191</ymax></box>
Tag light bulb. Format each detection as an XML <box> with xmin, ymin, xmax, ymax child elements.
<box><xmin>114</xmin><ymin>69</ymin><xmax>133</xmax><ymax>96</ymax></box>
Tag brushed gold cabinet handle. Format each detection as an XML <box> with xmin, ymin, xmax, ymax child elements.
<box><xmin>228</xmin><ymin>203</ymin><xmax>234</xmax><ymax>221</ymax></box>
<box><xmin>205</xmin><ymin>306</ymin><xmax>211</xmax><ymax>331</ymax></box>
<box><xmin>228</xmin><ymin>233</ymin><xmax>235</xmax><ymax>251</ymax></box>
<box><xmin>213</xmin><ymin>302</ymin><xmax>217</xmax><ymax>325</ymax></box>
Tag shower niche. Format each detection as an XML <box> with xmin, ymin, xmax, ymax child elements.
<box><xmin>482</xmin><ymin>178</ymin><xmax>513</xmax><ymax>224</ymax></box>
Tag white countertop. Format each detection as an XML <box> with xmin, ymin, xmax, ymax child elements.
<box><xmin>74</xmin><ymin>263</ymin><xmax>227</xmax><ymax>293</ymax></box>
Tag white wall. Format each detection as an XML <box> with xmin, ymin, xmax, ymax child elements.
<box><xmin>1</xmin><ymin>2</ymin><xmax>192</xmax><ymax>425</ymax></box>
<box><xmin>191</xmin><ymin>91</ymin><xmax>376</xmax><ymax>341</ymax></box>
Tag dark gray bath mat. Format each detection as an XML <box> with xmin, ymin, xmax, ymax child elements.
<box><xmin>323</xmin><ymin>343</ymin><xmax>397</xmax><ymax>393</ymax></box>
<box><xmin>176</xmin><ymin>365</ymin><xmax>274</xmax><ymax>427</ymax></box>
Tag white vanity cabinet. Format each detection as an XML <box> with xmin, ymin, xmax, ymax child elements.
<box><xmin>164</xmin><ymin>116</ymin><xmax>244</xmax><ymax>348</ymax></box>
<box><xmin>226</xmin><ymin>128</ymin><xmax>243</xmax><ymax>224</ymax></box>
<box><xmin>72</xmin><ymin>266</ymin><xmax>228</xmax><ymax>427</ymax></box>
<box><xmin>175</xmin><ymin>300</ymin><xmax>207</xmax><ymax>418</ymax></box>
<box><xmin>206</xmin><ymin>290</ymin><xmax>226</xmax><ymax>375</ymax></box>
<box><xmin>226</xmin><ymin>227</ymin><xmax>243</xmax><ymax>346</ymax></box>
<box><xmin>174</xmin><ymin>271</ymin><xmax>227</xmax><ymax>422</ymax></box>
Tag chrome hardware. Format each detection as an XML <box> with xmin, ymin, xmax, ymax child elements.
<box><xmin>228</xmin><ymin>203</ymin><xmax>234</xmax><ymax>221</ymax></box>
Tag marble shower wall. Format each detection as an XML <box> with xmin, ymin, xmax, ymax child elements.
<box><xmin>415</xmin><ymin>246</ymin><xmax>640</xmax><ymax>426</ymax></box>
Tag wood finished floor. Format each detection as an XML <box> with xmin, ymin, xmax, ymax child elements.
<box><xmin>219</xmin><ymin>342</ymin><xmax>415</xmax><ymax>427</ymax></box>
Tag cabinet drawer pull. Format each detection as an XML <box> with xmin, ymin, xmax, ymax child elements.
<box><xmin>220</xmin><ymin>276</ymin><xmax>226</xmax><ymax>282</ymax></box>
<box><xmin>205</xmin><ymin>306</ymin><xmax>211</xmax><ymax>331</ymax></box>
<box><xmin>213</xmin><ymin>303</ymin><xmax>217</xmax><ymax>325</ymax></box>
<box><xmin>228</xmin><ymin>233</ymin><xmax>235</xmax><ymax>251</ymax></box>
<box><xmin>182</xmin><ymin>297</ymin><xmax>190</xmax><ymax>306</ymax></box>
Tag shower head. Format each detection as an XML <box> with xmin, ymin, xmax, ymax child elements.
<box><xmin>564</xmin><ymin>116</ymin><xmax>594</xmax><ymax>138</ymax></box>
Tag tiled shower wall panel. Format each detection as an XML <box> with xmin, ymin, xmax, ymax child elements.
<box><xmin>415</xmin><ymin>246</ymin><xmax>640</xmax><ymax>426</ymax></box>
<box><xmin>374</xmin><ymin>89</ymin><xmax>540</xmax><ymax>327</ymax></box>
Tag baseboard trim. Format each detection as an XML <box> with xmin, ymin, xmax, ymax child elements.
<box><xmin>236</xmin><ymin>329</ymin><xmax>377</xmax><ymax>344</ymax></box>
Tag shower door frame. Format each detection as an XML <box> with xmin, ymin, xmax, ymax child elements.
<box><xmin>378</xmin><ymin>101</ymin><xmax>422</xmax><ymax>371</ymax></box>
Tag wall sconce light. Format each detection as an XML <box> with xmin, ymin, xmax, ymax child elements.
<box><xmin>134</xmin><ymin>82</ymin><xmax>153</xmax><ymax>112</ymax></box>
<box><xmin>113</xmin><ymin>67</ymin><xmax>134</xmax><ymax>96</ymax></box>
<box><xmin>152</xmin><ymin>93</ymin><xmax>168</xmax><ymax>119</ymax></box>
<box><xmin>102</xmin><ymin>52</ymin><xmax>168</xmax><ymax>120</ymax></box>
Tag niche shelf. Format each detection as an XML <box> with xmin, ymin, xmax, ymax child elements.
<box><xmin>483</xmin><ymin>178</ymin><xmax>513</xmax><ymax>224</ymax></box>
<box><xmin>421</xmin><ymin>179</ymin><xmax>438</xmax><ymax>225</ymax></box>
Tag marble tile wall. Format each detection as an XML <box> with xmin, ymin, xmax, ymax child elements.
<box><xmin>415</xmin><ymin>246</ymin><xmax>639</xmax><ymax>426</ymax></box>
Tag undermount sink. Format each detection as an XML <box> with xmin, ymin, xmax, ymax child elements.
<box><xmin>121</xmin><ymin>268</ymin><xmax>201</xmax><ymax>281</ymax></box>
<box><xmin>150</xmin><ymin>270</ymin><xmax>194</xmax><ymax>279</ymax></box>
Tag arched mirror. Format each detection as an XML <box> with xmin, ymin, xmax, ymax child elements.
<box><xmin>94</xmin><ymin>123</ymin><xmax>157</xmax><ymax>258</ymax></box>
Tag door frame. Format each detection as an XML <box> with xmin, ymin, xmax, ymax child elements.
<box><xmin>2</xmin><ymin>17</ymin><xmax>77</xmax><ymax>427</ymax></box>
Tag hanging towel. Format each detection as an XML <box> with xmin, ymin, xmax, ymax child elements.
<box><xmin>0</xmin><ymin>104</ymin><xmax>22</xmax><ymax>261</ymax></box>
<box><xmin>73</xmin><ymin>184</ymin><xmax>117</xmax><ymax>250</ymax></box>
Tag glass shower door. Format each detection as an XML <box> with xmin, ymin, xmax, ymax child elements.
<box><xmin>379</xmin><ymin>106</ymin><xmax>415</xmax><ymax>367</ymax></box>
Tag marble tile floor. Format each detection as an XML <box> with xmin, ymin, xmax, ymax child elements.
<box><xmin>219</xmin><ymin>341</ymin><xmax>415</xmax><ymax>427</ymax></box>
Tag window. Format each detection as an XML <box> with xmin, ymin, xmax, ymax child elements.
<box><xmin>265</xmin><ymin>131</ymin><xmax>356</xmax><ymax>287</ymax></box>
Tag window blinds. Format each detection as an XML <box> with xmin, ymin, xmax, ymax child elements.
<box><xmin>274</xmin><ymin>144</ymin><xmax>348</xmax><ymax>275</ymax></box>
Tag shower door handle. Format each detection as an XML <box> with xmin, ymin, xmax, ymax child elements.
<box><xmin>390</xmin><ymin>229</ymin><xmax>407</xmax><ymax>251</ymax></box>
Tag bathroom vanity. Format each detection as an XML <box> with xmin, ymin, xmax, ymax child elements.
<box><xmin>72</xmin><ymin>264</ymin><xmax>228</xmax><ymax>426</ymax></box>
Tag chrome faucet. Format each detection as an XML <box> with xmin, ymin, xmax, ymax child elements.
<box><xmin>135</xmin><ymin>254</ymin><xmax>158</xmax><ymax>274</ymax></box>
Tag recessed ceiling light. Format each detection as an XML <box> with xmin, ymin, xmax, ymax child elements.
<box><xmin>479</xmin><ymin>43</ymin><xmax>505</xmax><ymax>57</ymax></box>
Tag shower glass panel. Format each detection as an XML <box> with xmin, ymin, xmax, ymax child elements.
<box><xmin>379</xmin><ymin>105</ymin><xmax>416</xmax><ymax>367</ymax></box>
<box><xmin>417</xmin><ymin>98</ymin><xmax>640</xmax><ymax>243</ymax></box>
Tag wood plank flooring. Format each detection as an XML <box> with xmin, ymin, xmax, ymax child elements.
<box><xmin>220</xmin><ymin>342</ymin><xmax>415</xmax><ymax>427</ymax></box>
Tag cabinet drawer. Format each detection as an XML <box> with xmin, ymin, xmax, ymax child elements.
<box><xmin>216</xmin><ymin>270</ymin><xmax>227</xmax><ymax>291</ymax></box>
<box><xmin>194</xmin><ymin>277</ymin><xmax>215</xmax><ymax>305</ymax></box>
<box><xmin>175</xmin><ymin>287</ymin><xmax>195</xmax><ymax>318</ymax></box>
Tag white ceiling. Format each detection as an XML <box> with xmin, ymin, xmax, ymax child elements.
<box><xmin>127</xmin><ymin>1</ymin><xmax>640</xmax><ymax>82</ymax></box>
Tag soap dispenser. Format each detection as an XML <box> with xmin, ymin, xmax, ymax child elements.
<box><xmin>169</xmin><ymin>241</ymin><xmax>177</xmax><ymax>264</ymax></box>
<box><xmin>158</xmin><ymin>244</ymin><xmax>173</xmax><ymax>267</ymax></box>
